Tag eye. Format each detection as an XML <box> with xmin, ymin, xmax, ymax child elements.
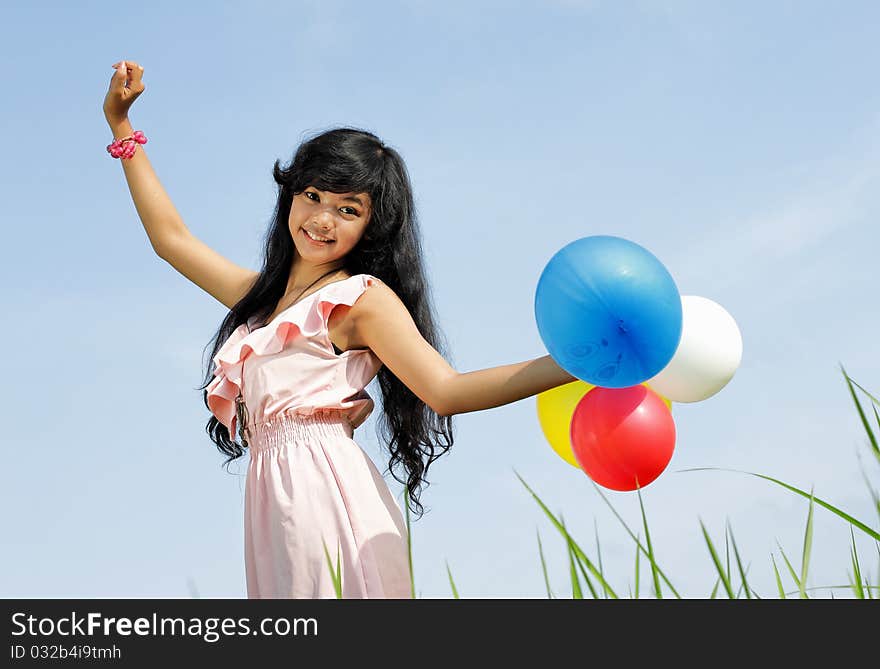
<box><xmin>341</xmin><ymin>206</ymin><xmax>359</xmax><ymax>216</ymax></box>
<box><xmin>304</xmin><ymin>191</ymin><xmax>319</xmax><ymax>201</ymax></box>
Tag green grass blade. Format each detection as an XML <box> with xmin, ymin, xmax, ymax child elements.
<box><xmin>336</xmin><ymin>541</ymin><xmax>342</xmax><ymax>593</ymax></box>
<box><xmin>801</xmin><ymin>487</ymin><xmax>815</xmax><ymax>594</ymax></box>
<box><xmin>727</xmin><ymin>520</ymin><xmax>752</xmax><ymax>599</ymax></box>
<box><xmin>700</xmin><ymin>518</ymin><xmax>734</xmax><ymax>598</ymax></box>
<box><xmin>445</xmin><ymin>560</ymin><xmax>460</xmax><ymax>599</ymax></box>
<box><xmin>567</xmin><ymin>525</ymin><xmax>606</xmax><ymax>598</ymax></box>
<box><xmin>733</xmin><ymin>565</ymin><xmax>756</xmax><ymax>598</ymax></box>
<box><xmin>848</xmin><ymin>372</ymin><xmax>880</xmax><ymax>467</ymax></box>
<box><xmin>724</xmin><ymin>528</ymin><xmax>732</xmax><ymax>594</ymax></box>
<box><xmin>841</xmin><ymin>364</ymin><xmax>880</xmax><ymax>462</ymax></box>
<box><xmin>850</xmin><ymin>527</ymin><xmax>865</xmax><ymax>599</ymax></box>
<box><xmin>593</xmin><ymin>483</ymin><xmax>681</xmax><ymax>599</ymax></box>
<box><xmin>634</xmin><ymin>532</ymin><xmax>641</xmax><ymax>600</ymax></box>
<box><xmin>636</xmin><ymin>486</ymin><xmax>663</xmax><ymax>599</ymax></box>
<box><xmin>563</xmin><ymin>519</ymin><xmax>584</xmax><ymax>599</ymax></box>
<box><xmin>573</xmin><ymin>549</ymin><xmax>600</xmax><ymax>598</ymax></box>
<box><xmin>680</xmin><ymin>468</ymin><xmax>880</xmax><ymax>542</ymax></box>
<box><xmin>562</xmin><ymin>515</ymin><xmax>599</xmax><ymax>598</ymax></box>
<box><xmin>776</xmin><ymin>542</ymin><xmax>805</xmax><ymax>598</ymax></box>
<box><xmin>403</xmin><ymin>492</ymin><xmax>416</xmax><ymax>599</ymax></box>
<box><xmin>857</xmin><ymin>465</ymin><xmax>880</xmax><ymax>526</ymax></box>
<box><xmin>536</xmin><ymin>528</ymin><xmax>555</xmax><ymax>599</ymax></box>
<box><xmin>514</xmin><ymin>470</ymin><xmax>618</xmax><ymax>598</ymax></box>
<box><xmin>873</xmin><ymin>403</ymin><xmax>880</xmax><ymax>465</ymax></box>
<box><xmin>780</xmin><ymin>583</ymin><xmax>880</xmax><ymax>595</ymax></box>
<box><xmin>575</xmin><ymin>553</ymin><xmax>608</xmax><ymax>599</ymax></box>
<box><xmin>770</xmin><ymin>554</ymin><xmax>786</xmax><ymax>599</ymax></box>
<box><xmin>709</xmin><ymin>577</ymin><xmax>720</xmax><ymax>599</ymax></box>
<box><xmin>321</xmin><ymin>536</ymin><xmax>343</xmax><ymax>599</ymax></box>
<box><xmin>585</xmin><ymin>479</ymin><xmax>681</xmax><ymax>598</ymax></box>
<box><xmin>595</xmin><ymin>518</ymin><xmax>608</xmax><ymax>599</ymax></box>
<box><xmin>848</xmin><ymin>374</ymin><xmax>880</xmax><ymax>407</ymax></box>
<box><xmin>876</xmin><ymin>542</ymin><xmax>880</xmax><ymax>596</ymax></box>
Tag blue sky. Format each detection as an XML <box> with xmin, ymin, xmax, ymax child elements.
<box><xmin>2</xmin><ymin>0</ymin><xmax>878</xmax><ymax>598</ymax></box>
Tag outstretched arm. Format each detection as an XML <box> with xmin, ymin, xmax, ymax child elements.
<box><xmin>104</xmin><ymin>60</ymin><xmax>258</xmax><ymax>309</ymax></box>
<box><xmin>442</xmin><ymin>355</ymin><xmax>577</xmax><ymax>416</ymax></box>
<box><xmin>352</xmin><ymin>281</ymin><xmax>577</xmax><ymax>417</ymax></box>
<box><xmin>105</xmin><ymin>61</ymin><xmax>187</xmax><ymax>254</ymax></box>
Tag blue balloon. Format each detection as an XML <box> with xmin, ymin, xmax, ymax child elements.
<box><xmin>535</xmin><ymin>236</ymin><xmax>682</xmax><ymax>388</ymax></box>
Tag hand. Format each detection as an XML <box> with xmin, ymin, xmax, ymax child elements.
<box><xmin>103</xmin><ymin>60</ymin><xmax>146</xmax><ymax>127</ymax></box>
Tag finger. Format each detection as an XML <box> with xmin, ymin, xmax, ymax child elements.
<box><xmin>112</xmin><ymin>60</ymin><xmax>131</xmax><ymax>90</ymax></box>
<box><xmin>129</xmin><ymin>63</ymin><xmax>145</xmax><ymax>84</ymax></box>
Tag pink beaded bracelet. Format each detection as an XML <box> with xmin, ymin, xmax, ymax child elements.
<box><xmin>106</xmin><ymin>130</ymin><xmax>148</xmax><ymax>159</ymax></box>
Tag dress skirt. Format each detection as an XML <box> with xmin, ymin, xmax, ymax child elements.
<box><xmin>244</xmin><ymin>409</ymin><xmax>412</xmax><ymax>599</ymax></box>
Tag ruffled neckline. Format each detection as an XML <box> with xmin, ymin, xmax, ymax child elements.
<box><xmin>212</xmin><ymin>274</ymin><xmax>375</xmax><ymax>375</ymax></box>
<box><xmin>244</xmin><ymin>274</ymin><xmax>359</xmax><ymax>335</ymax></box>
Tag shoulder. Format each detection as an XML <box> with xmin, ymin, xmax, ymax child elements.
<box><xmin>350</xmin><ymin>275</ymin><xmax>404</xmax><ymax>318</ymax></box>
<box><xmin>348</xmin><ymin>275</ymin><xmax>420</xmax><ymax>339</ymax></box>
<box><xmin>344</xmin><ymin>276</ymin><xmax>415</xmax><ymax>350</ymax></box>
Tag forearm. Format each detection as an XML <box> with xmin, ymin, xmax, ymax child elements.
<box><xmin>445</xmin><ymin>355</ymin><xmax>578</xmax><ymax>416</ymax></box>
<box><xmin>108</xmin><ymin>117</ymin><xmax>188</xmax><ymax>254</ymax></box>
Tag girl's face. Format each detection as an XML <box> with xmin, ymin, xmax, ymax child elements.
<box><xmin>289</xmin><ymin>186</ymin><xmax>372</xmax><ymax>264</ymax></box>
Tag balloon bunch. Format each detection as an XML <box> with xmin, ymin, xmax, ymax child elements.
<box><xmin>534</xmin><ymin>236</ymin><xmax>742</xmax><ymax>491</ymax></box>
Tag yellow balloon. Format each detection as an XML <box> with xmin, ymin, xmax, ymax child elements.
<box><xmin>536</xmin><ymin>380</ymin><xmax>594</xmax><ymax>469</ymax></box>
<box><xmin>536</xmin><ymin>380</ymin><xmax>672</xmax><ymax>469</ymax></box>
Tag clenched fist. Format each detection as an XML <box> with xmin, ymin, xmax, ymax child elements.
<box><xmin>103</xmin><ymin>60</ymin><xmax>146</xmax><ymax>127</ymax></box>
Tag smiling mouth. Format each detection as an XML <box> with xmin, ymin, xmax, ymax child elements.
<box><xmin>303</xmin><ymin>228</ymin><xmax>335</xmax><ymax>244</ymax></box>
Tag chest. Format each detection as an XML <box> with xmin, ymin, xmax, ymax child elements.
<box><xmin>257</xmin><ymin>302</ymin><xmax>364</xmax><ymax>355</ymax></box>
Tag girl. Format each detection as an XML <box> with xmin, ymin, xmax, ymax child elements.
<box><xmin>104</xmin><ymin>60</ymin><xmax>577</xmax><ymax>599</ymax></box>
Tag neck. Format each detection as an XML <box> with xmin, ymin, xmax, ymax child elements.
<box><xmin>287</xmin><ymin>260</ymin><xmax>347</xmax><ymax>293</ymax></box>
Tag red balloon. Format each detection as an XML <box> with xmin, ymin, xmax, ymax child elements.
<box><xmin>570</xmin><ymin>385</ymin><xmax>676</xmax><ymax>491</ymax></box>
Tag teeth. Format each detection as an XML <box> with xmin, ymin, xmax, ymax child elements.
<box><xmin>305</xmin><ymin>229</ymin><xmax>332</xmax><ymax>242</ymax></box>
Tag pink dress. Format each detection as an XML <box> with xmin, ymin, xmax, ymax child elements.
<box><xmin>206</xmin><ymin>274</ymin><xmax>412</xmax><ymax>599</ymax></box>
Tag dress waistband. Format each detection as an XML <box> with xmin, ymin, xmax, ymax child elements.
<box><xmin>246</xmin><ymin>409</ymin><xmax>354</xmax><ymax>452</ymax></box>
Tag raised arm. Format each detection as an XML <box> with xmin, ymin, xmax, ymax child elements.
<box><xmin>104</xmin><ymin>60</ymin><xmax>258</xmax><ymax>310</ymax></box>
<box><xmin>351</xmin><ymin>281</ymin><xmax>577</xmax><ymax>417</ymax></box>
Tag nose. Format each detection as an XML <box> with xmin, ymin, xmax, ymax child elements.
<box><xmin>312</xmin><ymin>209</ymin><xmax>335</xmax><ymax>232</ymax></box>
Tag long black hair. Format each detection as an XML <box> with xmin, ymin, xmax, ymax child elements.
<box><xmin>198</xmin><ymin>126</ymin><xmax>454</xmax><ymax>520</ymax></box>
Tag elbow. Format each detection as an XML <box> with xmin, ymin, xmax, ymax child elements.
<box><xmin>432</xmin><ymin>394</ymin><xmax>453</xmax><ymax>418</ymax></box>
<box><xmin>152</xmin><ymin>238</ymin><xmax>172</xmax><ymax>261</ymax></box>
<box><xmin>435</xmin><ymin>404</ymin><xmax>454</xmax><ymax>418</ymax></box>
<box><xmin>434</xmin><ymin>373</ymin><xmax>459</xmax><ymax>418</ymax></box>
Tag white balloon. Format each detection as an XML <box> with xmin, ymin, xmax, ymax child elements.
<box><xmin>647</xmin><ymin>295</ymin><xmax>742</xmax><ymax>403</ymax></box>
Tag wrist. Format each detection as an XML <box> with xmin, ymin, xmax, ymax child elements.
<box><xmin>107</xmin><ymin>117</ymin><xmax>133</xmax><ymax>138</ymax></box>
